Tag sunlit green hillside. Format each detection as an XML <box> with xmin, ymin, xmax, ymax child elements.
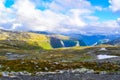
<box><xmin>0</xmin><ymin>30</ymin><xmax>52</xmax><ymax>50</ymax></box>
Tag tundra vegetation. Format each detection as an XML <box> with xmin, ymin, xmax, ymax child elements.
<box><xmin>0</xmin><ymin>45</ymin><xmax>120</xmax><ymax>75</ymax></box>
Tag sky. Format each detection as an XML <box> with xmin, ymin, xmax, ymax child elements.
<box><xmin>0</xmin><ymin>0</ymin><xmax>120</xmax><ymax>35</ymax></box>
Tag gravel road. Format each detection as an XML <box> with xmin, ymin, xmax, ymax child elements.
<box><xmin>0</xmin><ymin>73</ymin><xmax>120</xmax><ymax>80</ymax></box>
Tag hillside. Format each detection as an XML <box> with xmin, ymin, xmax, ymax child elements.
<box><xmin>31</xmin><ymin>31</ymin><xmax>87</xmax><ymax>48</ymax></box>
<box><xmin>0</xmin><ymin>29</ymin><xmax>86</xmax><ymax>49</ymax></box>
<box><xmin>49</xmin><ymin>35</ymin><xmax>79</xmax><ymax>48</ymax></box>
<box><xmin>0</xmin><ymin>29</ymin><xmax>52</xmax><ymax>50</ymax></box>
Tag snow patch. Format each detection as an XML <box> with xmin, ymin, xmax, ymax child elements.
<box><xmin>97</xmin><ymin>55</ymin><xmax>118</xmax><ymax>59</ymax></box>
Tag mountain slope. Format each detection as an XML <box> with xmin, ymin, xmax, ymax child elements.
<box><xmin>0</xmin><ymin>29</ymin><xmax>52</xmax><ymax>49</ymax></box>
<box><xmin>0</xmin><ymin>30</ymin><xmax>86</xmax><ymax>49</ymax></box>
<box><xmin>49</xmin><ymin>35</ymin><xmax>78</xmax><ymax>48</ymax></box>
<box><xmin>30</xmin><ymin>31</ymin><xmax>87</xmax><ymax>48</ymax></box>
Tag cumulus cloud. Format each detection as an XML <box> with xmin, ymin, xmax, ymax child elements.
<box><xmin>82</xmin><ymin>19</ymin><xmax>120</xmax><ymax>35</ymax></box>
<box><xmin>109</xmin><ymin>0</ymin><xmax>120</xmax><ymax>12</ymax></box>
<box><xmin>11</xmin><ymin>0</ymin><xmax>94</xmax><ymax>32</ymax></box>
<box><xmin>0</xmin><ymin>0</ymin><xmax>120</xmax><ymax>34</ymax></box>
<box><xmin>49</xmin><ymin>0</ymin><xmax>93</xmax><ymax>12</ymax></box>
<box><xmin>13</xmin><ymin>0</ymin><xmax>68</xmax><ymax>31</ymax></box>
<box><xmin>0</xmin><ymin>0</ymin><xmax>10</xmax><ymax>23</ymax></box>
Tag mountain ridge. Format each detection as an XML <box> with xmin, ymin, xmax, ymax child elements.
<box><xmin>0</xmin><ymin>29</ymin><xmax>86</xmax><ymax>49</ymax></box>
<box><xmin>0</xmin><ymin>29</ymin><xmax>52</xmax><ymax>49</ymax></box>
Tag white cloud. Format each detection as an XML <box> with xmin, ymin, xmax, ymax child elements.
<box><xmin>11</xmin><ymin>0</ymin><xmax>93</xmax><ymax>32</ymax></box>
<box><xmin>0</xmin><ymin>2</ymin><xmax>15</xmax><ymax>32</ymax></box>
<box><xmin>82</xmin><ymin>19</ymin><xmax>120</xmax><ymax>35</ymax></box>
<box><xmin>11</xmin><ymin>23</ymin><xmax>22</xmax><ymax>30</ymax></box>
<box><xmin>13</xmin><ymin>0</ymin><xmax>67</xmax><ymax>31</ymax></box>
<box><xmin>0</xmin><ymin>0</ymin><xmax>120</xmax><ymax>35</ymax></box>
<box><xmin>94</xmin><ymin>6</ymin><xmax>103</xmax><ymax>11</ymax></box>
<box><xmin>49</xmin><ymin>0</ymin><xmax>92</xmax><ymax>12</ymax></box>
<box><xmin>109</xmin><ymin>0</ymin><xmax>120</xmax><ymax>12</ymax></box>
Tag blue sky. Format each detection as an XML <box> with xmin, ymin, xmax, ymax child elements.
<box><xmin>88</xmin><ymin>0</ymin><xmax>110</xmax><ymax>7</ymax></box>
<box><xmin>4</xmin><ymin>0</ymin><xmax>14</xmax><ymax>8</ymax></box>
<box><xmin>0</xmin><ymin>0</ymin><xmax>120</xmax><ymax>35</ymax></box>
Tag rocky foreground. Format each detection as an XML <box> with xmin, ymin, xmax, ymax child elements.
<box><xmin>0</xmin><ymin>72</ymin><xmax>120</xmax><ymax>80</ymax></box>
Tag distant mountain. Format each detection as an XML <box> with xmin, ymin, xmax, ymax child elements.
<box><xmin>64</xmin><ymin>33</ymin><xmax>120</xmax><ymax>46</ymax></box>
<box><xmin>104</xmin><ymin>38</ymin><xmax>120</xmax><ymax>45</ymax></box>
<box><xmin>48</xmin><ymin>35</ymin><xmax>86</xmax><ymax>48</ymax></box>
<box><xmin>30</xmin><ymin>31</ymin><xmax>87</xmax><ymax>48</ymax></box>
<box><xmin>30</xmin><ymin>31</ymin><xmax>54</xmax><ymax>35</ymax></box>
<box><xmin>30</xmin><ymin>31</ymin><xmax>120</xmax><ymax>46</ymax></box>
<box><xmin>92</xmin><ymin>39</ymin><xmax>110</xmax><ymax>46</ymax></box>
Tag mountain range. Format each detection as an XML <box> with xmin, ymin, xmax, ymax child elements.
<box><xmin>104</xmin><ymin>38</ymin><xmax>120</xmax><ymax>45</ymax></box>
<box><xmin>0</xmin><ymin>29</ymin><xmax>86</xmax><ymax>49</ymax></box>
<box><xmin>0</xmin><ymin>29</ymin><xmax>120</xmax><ymax>50</ymax></box>
<box><xmin>30</xmin><ymin>31</ymin><xmax>120</xmax><ymax>46</ymax></box>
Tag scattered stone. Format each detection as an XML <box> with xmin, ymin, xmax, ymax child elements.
<box><xmin>100</xmin><ymin>71</ymin><xmax>107</xmax><ymax>74</ymax></box>
<box><xmin>45</xmin><ymin>67</ymin><xmax>48</xmax><ymax>71</ymax></box>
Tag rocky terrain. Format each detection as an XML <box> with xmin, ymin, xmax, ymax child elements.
<box><xmin>1</xmin><ymin>69</ymin><xmax>119</xmax><ymax>80</ymax></box>
<box><xmin>0</xmin><ymin>72</ymin><xmax>120</xmax><ymax>80</ymax></box>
